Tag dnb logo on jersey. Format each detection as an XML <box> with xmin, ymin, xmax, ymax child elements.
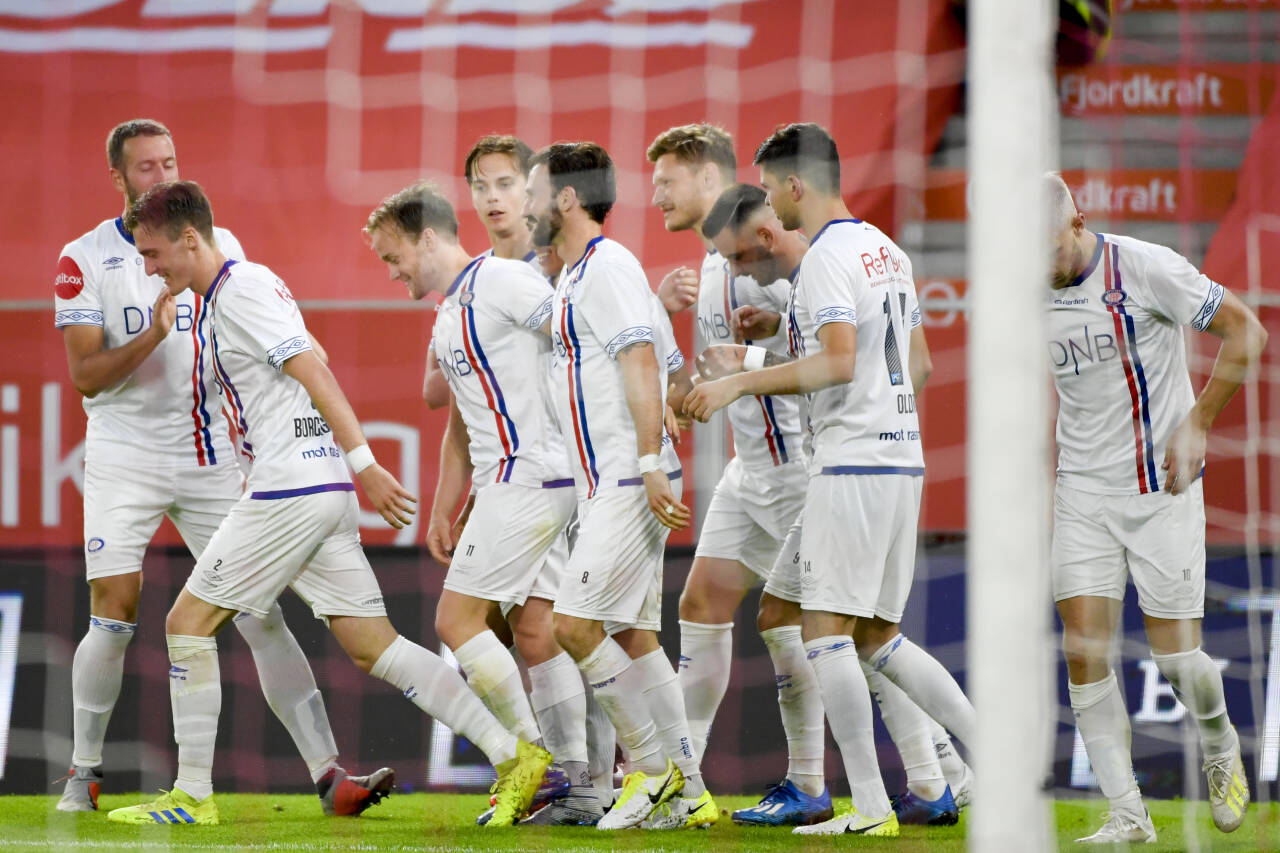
<box><xmin>55</xmin><ymin>256</ymin><xmax>84</xmax><ymax>299</ymax></box>
<box><xmin>1101</xmin><ymin>289</ymin><xmax>1127</xmax><ymax>307</ymax></box>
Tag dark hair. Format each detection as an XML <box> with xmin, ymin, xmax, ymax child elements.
<box><xmin>529</xmin><ymin>142</ymin><xmax>616</xmax><ymax>224</ymax></box>
<box><xmin>124</xmin><ymin>180</ymin><xmax>214</xmax><ymax>242</ymax></box>
<box><xmin>753</xmin><ymin>122</ymin><xmax>841</xmax><ymax>195</ymax></box>
<box><xmin>364</xmin><ymin>181</ymin><xmax>458</xmax><ymax>239</ymax></box>
<box><xmin>106</xmin><ymin>119</ymin><xmax>173</xmax><ymax>171</ymax></box>
<box><xmin>646</xmin><ymin>123</ymin><xmax>736</xmax><ymax>180</ymax></box>
<box><xmin>464</xmin><ymin>135</ymin><xmax>534</xmax><ymax>183</ymax></box>
<box><xmin>701</xmin><ymin>184</ymin><xmax>769</xmax><ymax>241</ymax></box>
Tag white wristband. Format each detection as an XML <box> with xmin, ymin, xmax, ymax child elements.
<box><xmin>637</xmin><ymin>453</ymin><xmax>661</xmax><ymax>475</ymax></box>
<box><xmin>742</xmin><ymin>345</ymin><xmax>767</xmax><ymax>371</ymax></box>
<box><xmin>346</xmin><ymin>444</ymin><xmax>376</xmax><ymax>474</ymax></box>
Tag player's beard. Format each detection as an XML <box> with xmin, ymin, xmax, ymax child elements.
<box><xmin>529</xmin><ymin>206</ymin><xmax>561</xmax><ymax>249</ymax></box>
<box><xmin>122</xmin><ymin>177</ymin><xmax>144</xmax><ymax>206</ymax></box>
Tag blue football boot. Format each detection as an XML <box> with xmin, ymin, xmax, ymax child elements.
<box><xmin>890</xmin><ymin>785</ymin><xmax>959</xmax><ymax>826</ymax></box>
<box><xmin>731</xmin><ymin>779</ymin><xmax>834</xmax><ymax>826</ymax></box>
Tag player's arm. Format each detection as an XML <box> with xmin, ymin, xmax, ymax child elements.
<box><xmin>427</xmin><ymin>394</ymin><xmax>474</xmax><ymax>565</ymax></box>
<box><xmin>1163</xmin><ymin>289</ymin><xmax>1268</xmax><ymax>494</ymax></box>
<box><xmin>684</xmin><ymin>323</ymin><xmax>854</xmax><ymax>422</ymax></box>
<box><xmin>618</xmin><ymin>341</ymin><xmax>690</xmax><ymax>530</ymax></box>
<box><xmin>423</xmin><ymin>349</ymin><xmax>450</xmax><ymax>409</ymax></box>
<box><xmin>63</xmin><ymin>288</ymin><xmax>176</xmax><ymax>398</ymax></box>
<box><xmin>695</xmin><ymin>342</ymin><xmax>794</xmax><ymax>381</ymax></box>
<box><xmin>306</xmin><ymin>332</ymin><xmax>329</xmax><ymax>366</ymax></box>
<box><xmin>281</xmin><ymin>350</ymin><xmax>417</xmax><ymax>528</ymax></box>
<box><xmin>909</xmin><ymin>325</ymin><xmax>932</xmax><ymax>393</ymax></box>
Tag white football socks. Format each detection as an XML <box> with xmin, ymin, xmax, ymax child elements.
<box><xmin>931</xmin><ymin>721</ymin><xmax>971</xmax><ymax>794</ymax></box>
<box><xmin>71</xmin><ymin>616</ymin><xmax>135</xmax><ymax>768</ymax></box>
<box><xmin>633</xmin><ymin>648</ymin><xmax>705</xmax><ymax>797</ymax></box>
<box><xmin>1151</xmin><ymin>647</ymin><xmax>1235</xmax><ymax>755</ymax></box>
<box><xmin>167</xmin><ymin>634</ymin><xmax>221</xmax><ymax>802</ymax></box>
<box><xmin>582</xmin><ymin>670</ymin><xmax>617</xmax><ymax>805</ymax></box>
<box><xmin>677</xmin><ymin>619</ymin><xmax>734</xmax><ymax>761</ymax></box>
<box><xmin>760</xmin><ymin>625</ymin><xmax>825</xmax><ymax>796</ymax></box>
<box><xmin>863</xmin><ymin>662</ymin><xmax>947</xmax><ymax>800</ymax></box>
<box><xmin>454</xmin><ymin>630</ymin><xmax>541</xmax><ymax>745</ymax></box>
<box><xmin>1068</xmin><ymin>672</ymin><xmax>1140</xmax><ymax>802</ymax></box>
<box><xmin>529</xmin><ymin>652</ymin><xmax>588</xmax><ymax>769</ymax></box>
<box><xmin>370</xmin><ymin>635</ymin><xmax>516</xmax><ymax>766</ymax></box>
<box><xmin>232</xmin><ymin>605</ymin><xmax>339</xmax><ymax>783</ymax></box>
<box><xmin>575</xmin><ymin>637</ymin><xmax>665</xmax><ymax>775</ymax></box>
<box><xmin>805</xmin><ymin>636</ymin><xmax>890</xmax><ymax>818</ymax></box>
<box><xmin>868</xmin><ymin>634</ymin><xmax>976</xmax><ymax>748</ymax></box>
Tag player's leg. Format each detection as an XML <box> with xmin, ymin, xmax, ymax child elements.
<box><xmin>1126</xmin><ymin>480</ymin><xmax>1247</xmax><ymax>832</ymax></box>
<box><xmin>60</xmin><ymin>462</ymin><xmax>167</xmax><ymax>812</ymax></box>
<box><xmin>862</xmin><ymin>667</ymin><xmax>953</xmax><ymax>821</ymax></box>
<box><xmin>677</xmin><ymin>459</ymin><xmax>765</xmax><ymax>759</ymax></box>
<box><xmin>732</xmin><ymin>513</ymin><xmax>833</xmax><ymax>827</ymax></box>
<box><xmin>793</xmin><ymin>474</ymin><xmax>895</xmax><ymax>837</ymax></box>
<box><xmin>1052</xmin><ymin>483</ymin><xmax>1155</xmax><ymax>843</ymax></box>
<box><xmin>169</xmin><ymin>464</ymin><xmax>353</xmax><ymax>805</ymax></box>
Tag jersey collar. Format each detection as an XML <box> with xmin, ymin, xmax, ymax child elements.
<box><xmin>446</xmin><ymin>256</ymin><xmax>484</xmax><ymax>299</ymax></box>
<box><xmin>1066</xmin><ymin>234</ymin><xmax>1105</xmax><ymax>288</ymax></box>
<box><xmin>114</xmin><ymin>217</ymin><xmax>135</xmax><ymax>246</ymax></box>
<box><xmin>566</xmin><ymin>235</ymin><xmax>605</xmax><ymax>282</ymax></box>
<box><xmin>205</xmin><ymin>258</ymin><xmax>238</xmax><ymax>305</ymax></box>
<box><xmin>788</xmin><ymin>264</ymin><xmax>801</xmax><ymax>284</ymax></box>
<box><xmin>809</xmin><ymin>217</ymin><xmax>862</xmax><ymax>247</ymax></box>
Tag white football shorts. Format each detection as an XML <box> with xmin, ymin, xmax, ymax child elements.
<box><xmin>799</xmin><ymin>472</ymin><xmax>923</xmax><ymax>622</ymax></box>
<box><xmin>554</xmin><ymin>475</ymin><xmax>682</xmax><ymax>634</ymax></box>
<box><xmin>1051</xmin><ymin>478</ymin><xmax>1206</xmax><ymax>619</ymax></box>
<box><xmin>694</xmin><ymin>456</ymin><xmax>808</xmax><ymax>578</ymax></box>
<box><xmin>82</xmin><ymin>460</ymin><xmax>244</xmax><ymax>580</ymax></box>
<box><xmin>761</xmin><ymin>511</ymin><xmax>804</xmax><ymax>604</ymax></box>
<box><xmin>186</xmin><ymin>488</ymin><xmax>386</xmax><ymax>621</ymax></box>
<box><xmin>444</xmin><ymin>480</ymin><xmax>575</xmax><ymax>614</ymax></box>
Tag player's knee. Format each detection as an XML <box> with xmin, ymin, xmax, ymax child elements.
<box><xmin>89</xmin><ymin>575</ymin><xmax>142</xmax><ymax>623</ymax></box>
<box><xmin>551</xmin><ymin>613</ymin><xmax>591</xmax><ymax>659</ymax></box>
<box><xmin>756</xmin><ymin>594</ymin><xmax>793</xmax><ymax>632</ymax></box>
<box><xmin>434</xmin><ymin>609</ymin><xmax>461</xmax><ymax>651</ymax></box>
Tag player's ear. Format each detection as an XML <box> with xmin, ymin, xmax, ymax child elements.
<box><xmin>109</xmin><ymin>168</ymin><xmax>126</xmax><ymax>197</ymax></box>
<box><xmin>758</xmin><ymin>224</ymin><xmax>775</xmax><ymax>249</ymax></box>
<box><xmin>786</xmin><ymin>174</ymin><xmax>803</xmax><ymax>201</ymax></box>
<box><xmin>557</xmin><ymin>185</ymin><xmax>576</xmax><ymax>213</ymax></box>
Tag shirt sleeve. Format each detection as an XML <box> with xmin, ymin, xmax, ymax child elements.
<box><xmin>1141</xmin><ymin>244</ymin><xmax>1225</xmax><ymax>332</ymax></box>
<box><xmin>798</xmin><ymin>243</ymin><xmax>860</xmax><ymax>332</ymax></box>
<box><xmin>576</xmin><ymin>259</ymin><xmax>656</xmax><ymax>359</ymax></box>
<box><xmin>218</xmin><ymin>277</ymin><xmax>312</xmax><ymax>370</ymax></box>
<box><xmin>653</xmin><ymin>306</ymin><xmax>686</xmax><ymax>374</ymax></box>
<box><xmin>492</xmin><ymin>261</ymin><xmax>555</xmax><ymax>331</ymax></box>
<box><xmin>216</xmin><ymin>229</ymin><xmax>247</xmax><ymax>263</ymax></box>
<box><xmin>53</xmin><ymin>247</ymin><xmax>103</xmax><ymax>328</ymax></box>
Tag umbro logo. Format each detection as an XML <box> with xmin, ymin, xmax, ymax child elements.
<box><xmin>103</xmin><ymin>256</ymin><xmax>125</xmax><ymax>270</ymax></box>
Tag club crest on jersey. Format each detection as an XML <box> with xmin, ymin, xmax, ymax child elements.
<box><xmin>87</xmin><ymin>537</ymin><xmax>105</xmax><ymax>552</ymax></box>
<box><xmin>1102</xmin><ymin>289</ymin><xmax>1126</xmax><ymax>307</ymax></box>
<box><xmin>459</xmin><ymin>290</ymin><xmax>475</xmax><ymax>306</ymax></box>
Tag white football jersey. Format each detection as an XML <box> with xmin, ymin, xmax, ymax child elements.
<box><xmin>54</xmin><ymin>217</ymin><xmax>244</xmax><ymax>468</ymax></box>
<box><xmin>205</xmin><ymin>260</ymin><xmax>351</xmax><ymax>498</ymax></box>
<box><xmin>789</xmin><ymin>219</ymin><xmax>924</xmax><ymax>473</ymax></box>
<box><xmin>431</xmin><ymin>255</ymin><xmax>571</xmax><ymax>488</ymax></box>
<box><xmin>696</xmin><ymin>249</ymin><xmax>803</xmax><ymax>470</ymax></box>
<box><xmin>550</xmin><ymin>236</ymin><xmax>683</xmax><ymax>498</ymax></box>
<box><xmin>1048</xmin><ymin>233</ymin><xmax>1223</xmax><ymax>495</ymax></box>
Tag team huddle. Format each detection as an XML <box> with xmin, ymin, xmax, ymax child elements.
<box><xmin>50</xmin><ymin>118</ymin><xmax>1264</xmax><ymax>841</ymax></box>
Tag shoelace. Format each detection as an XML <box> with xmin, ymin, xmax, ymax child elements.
<box><xmin>1096</xmin><ymin>810</ymin><xmax>1143</xmax><ymax>834</ymax></box>
<box><xmin>1203</xmin><ymin>755</ymin><xmax>1233</xmax><ymax>799</ymax></box>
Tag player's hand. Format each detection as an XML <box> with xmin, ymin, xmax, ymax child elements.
<box><xmin>151</xmin><ymin>289</ymin><xmax>177</xmax><ymax>339</ymax></box>
<box><xmin>663</xmin><ymin>404</ymin><xmax>690</xmax><ymax>445</ymax></box>
<box><xmin>696</xmin><ymin>344</ymin><xmax>747</xmax><ymax>380</ymax></box>
<box><xmin>1161</xmin><ymin>412</ymin><xmax>1208</xmax><ymax>496</ymax></box>
<box><xmin>732</xmin><ymin>305</ymin><xmax>781</xmax><ymax>342</ymax></box>
<box><xmin>643</xmin><ymin>470</ymin><xmax>690</xmax><ymax>531</ymax></box>
<box><xmin>356</xmin><ymin>464</ymin><xmax>418</xmax><ymax>529</ymax></box>
<box><xmin>683</xmin><ymin>375</ymin><xmax>743</xmax><ymax>423</ymax></box>
<box><xmin>426</xmin><ymin>510</ymin><xmax>454</xmax><ymax>566</ymax></box>
<box><xmin>657</xmin><ymin>266</ymin><xmax>698</xmax><ymax>314</ymax></box>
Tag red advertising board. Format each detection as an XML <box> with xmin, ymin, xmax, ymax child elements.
<box><xmin>1057</xmin><ymin>64</ymin><xmax>1276</xmax><ymax>116</ymax></box>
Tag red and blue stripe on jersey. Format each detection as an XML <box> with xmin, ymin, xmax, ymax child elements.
<box><xmin>206</xmin><ymin>260</ymin><xmax>254</xmax><ymax>461</ymax></box>
<box><xmin>454</xmin><ymin>257</ymin><xmax>521</xmax><ymax>483</ymax></box>
<box><xmin>727</xmin><ymin>269</ymin><xmax>788</xmax><ymax>465</ymax></box>
<box><xmin>1102</xmin><ymin>240</ymin><xmax>1159</xmax><ymax>493</ymax></box>
<box><xmin>187</xmin><ymin>292</ymin><xmax>218</xmax><ymax>466</ymax></box>
<box><xmin>561</xmin><ymin>237</ymin><xmax>602</xmax><ymax>496</ymax></box>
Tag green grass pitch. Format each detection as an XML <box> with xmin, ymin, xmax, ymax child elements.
<box><xmin>1</xmin><ymin>794</ymin><xmax>1276</xmax><ymax>851</ymax></box>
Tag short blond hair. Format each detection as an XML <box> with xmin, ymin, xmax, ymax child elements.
<box><xmin>365</xmin><ymin>181</ymin><xmax>457</xmax><ymax>239</ymax></box>
<box><xmin>1044</xmin><ymin>172</ymin><xmax>1079</xmax><ymax>232</ymax></box>
<box><xmin>646</xmin><ymin>123</ymin><xmax>736</xmax><ymax>180</ymax></box>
